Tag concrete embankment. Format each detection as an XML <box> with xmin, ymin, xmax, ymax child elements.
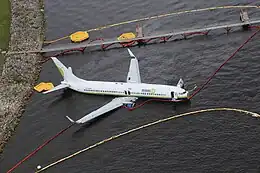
<box><xmin>0</xmin><ymin>0</ymin><xmax>44</xmax><ymax>152</ymax></box>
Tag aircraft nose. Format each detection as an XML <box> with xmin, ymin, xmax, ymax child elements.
<box><xmin>184</xmin><ymin>91</ymin><xmax>189</xmax><ymax>98</ymax></box>
<box><xmin>177</xmin><ymin>90</ymin><xmax>189</xmax><ymax>100</ymax></box>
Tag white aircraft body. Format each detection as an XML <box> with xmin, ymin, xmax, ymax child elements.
<box><xmin>43</xmin><ymin>49</ymin><xmax>189</xmax><ymax>124</ymax></box>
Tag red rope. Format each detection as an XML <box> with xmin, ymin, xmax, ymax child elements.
<box><xmin>123</xmin><ymin>28</ymin><xmax>259</xmax><ymax>111</ymax></box>
<box><xmin>6</xmin><ymin>124</ymin><xmax>74</xmax><ymax>173</ymax></box>
<box><xmin>188</xmin><ymin>28</ymin><xmax>260</xmax><ymax>99</ymax></box>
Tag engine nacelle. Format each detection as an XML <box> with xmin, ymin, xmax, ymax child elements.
<box><xmin>123</xmin><ymin>102</ymin><xmax>135</xmax><ymax>108</ymax></box>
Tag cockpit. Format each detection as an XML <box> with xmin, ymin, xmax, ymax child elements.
<box><xmin>171</xmin><ymin>90</ymin><xmax>189</xmax><ymax>100</ymax></box>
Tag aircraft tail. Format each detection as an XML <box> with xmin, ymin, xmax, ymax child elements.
<box><xmin>51</xmin><ymin>57</ymin><xmax>76</xmax><ymax>82</ymax></box>
<box><xmin>43</xmin><ymin>57</ymin><xmax>77</xmax><ymax>94</ymax></box>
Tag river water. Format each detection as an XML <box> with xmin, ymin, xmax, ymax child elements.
<box><xmin>1</xmin><ymin>0</ymin><xmax>260</xmax><ymax>172</ymax></box>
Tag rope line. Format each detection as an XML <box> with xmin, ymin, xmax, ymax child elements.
<box><xmin>43</xmin><ymin>5</ymin><xmax>260</xmax><ymax>44</ymax></box>
<box><xmin>6</xmin><ymin>124</ymin><xmax>74</xmax><ymax>173</ymax></box>
<box><xmin>121</xmin><ymin>28</ymin><xmax>260</xmax><ymax>111</ymax></box>
<box><xmin>188</xmin><ymin>28</ymin><xmax>260</xmax><ymax>99</ymax></box>
<box><xmin>34</xmin><ymin>107</ymin><xmax>260</xmax><ymax>173</ymax></box>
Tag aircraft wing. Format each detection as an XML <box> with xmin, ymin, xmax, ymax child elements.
<box><xmin>66</xmin><ymin>97</ymin><xmax>137</xmax><ymax>124</ymax></box>
<box><xmin>126</xmin><ymin>49</ymin><xmax>141</xmax><ymax>83</ymax></box>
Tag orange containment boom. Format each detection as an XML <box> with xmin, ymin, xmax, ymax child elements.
<box><xmin>34</xmin><ymin>82</ymin><xmax>54</xmax><ymax>92</ymax></box>
<box><xmin>70</xmin><ymin>31</ymin><xmax>89</xmax><ymax>43</ymax></box>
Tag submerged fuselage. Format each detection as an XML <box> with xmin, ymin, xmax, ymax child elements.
<box><xmin>67</xmin><ymin>76</ymin><xmax>189</xmax><ymax>100</ymax></box>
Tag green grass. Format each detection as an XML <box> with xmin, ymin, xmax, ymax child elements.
<box><xmin>0</xmin><ymin>0</ymin><xmax>10</xmax><ymax>72</ymax></box>
<box><xmin>0</xmin><ymin>0</ymin><xmax>10</xmax><ymax>50</ymax></box>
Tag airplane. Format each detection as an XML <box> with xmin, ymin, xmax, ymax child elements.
<box><xmin>43</xmin><ymin>49</ymin><xmax>190</xmax><ymax>124</ymax></box>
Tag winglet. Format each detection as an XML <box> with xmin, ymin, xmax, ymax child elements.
<box><xmin>127</xmin><ymin>48</ymin><xmax>136</xmax><ymax>58</ymax></box>
<box><xmin>66</xmin><ymin>116</ymin><xmax>75</xmax><ymax>123</ymax></box>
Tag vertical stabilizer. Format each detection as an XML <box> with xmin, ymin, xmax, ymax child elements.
<box><xmin>51</xmin><ymin>57</ymin><xmax>76</xmax><ymax>82</ymax></box>
<box><xmin>51</xmin><ymin>57</ymin><xmax>67</xmax><ymax>77</ymax></box>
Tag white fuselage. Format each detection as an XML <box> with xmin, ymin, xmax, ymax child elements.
<box><xmin>66</xmin><ymin>76</ymin><xmax>188</xmax><ymax>100</ymax></box>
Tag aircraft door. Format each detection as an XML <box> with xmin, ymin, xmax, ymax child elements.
<box><xmin>171</xmin><ymin>92</ymin><xmax>175</xmax><ymax>98</ymax></box>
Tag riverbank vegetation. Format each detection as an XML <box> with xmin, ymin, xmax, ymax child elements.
<box><xmin>0</xmin><ymin>0</ymin><xmax>11</xmax><ymax>72</ymax></box>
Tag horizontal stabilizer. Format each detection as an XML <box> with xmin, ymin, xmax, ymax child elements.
<box><xmin>42</xmin><ymin>83</ymin><xmax>69</xmax><ymax>94</ymax></box>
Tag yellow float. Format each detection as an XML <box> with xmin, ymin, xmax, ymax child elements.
<box><xmin>70</xmin><ymin>31</ymin><xmax>89</xmax><ymax>42</ymax></box>
<box><xmin>34</xmin><ymin>82</ymin><xmax>54</xmax><ymax>92</ymax></box>
<box><xmin>117</xmin><ymin>32</ymin><xmax>136</xmax><ymax>41</ymax></box>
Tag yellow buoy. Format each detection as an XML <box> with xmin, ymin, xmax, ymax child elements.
<box><xmin>117</xmin><ymin>32</ymin><xmax>136</xmax><ymax>41</ymax></box>
<box><xmin>34</xmin><ymin>82</ymin><xmax>54</xmax><ymax>92</ymax></box>
<box><xmin>70</xmin><ymin>31</ymin><xmax>89</xmax><ymax>43</ymax></box>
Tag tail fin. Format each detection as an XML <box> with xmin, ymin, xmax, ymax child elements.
<box><xmin>43</xmin><ymin>57</ymin><xmax>76</xmax><ymax>94</ymax></box>
<box><xmin>51</xmin><ymin>57</ymin><xmax>76</xmax><ymax>82</ymax></box>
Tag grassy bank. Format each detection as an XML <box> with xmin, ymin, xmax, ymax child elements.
<box><xmin>0</xmin><ymin>0</ymin><xmax>11</xmax><ymax>72</ymax></box>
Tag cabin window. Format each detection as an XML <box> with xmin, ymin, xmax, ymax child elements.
<box><xmin>128</xmin><ymin>91</ymin><xmax>130</xmax><ymax>95</ymax></box>
<box><xmin>124</xmin><ymin>91</ymin><xmax>127</xmax><ymax>95</ymax></box>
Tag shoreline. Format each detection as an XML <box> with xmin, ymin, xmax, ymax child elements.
<box><xmin>0</xmin><ymin>0</ymin><xmax>10</xmax><ymax>73</ymax></box>
<box><xmin>0</xmin><ymin>0</ymin><xmax>45</xmax><ymax>153</ymax></box>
